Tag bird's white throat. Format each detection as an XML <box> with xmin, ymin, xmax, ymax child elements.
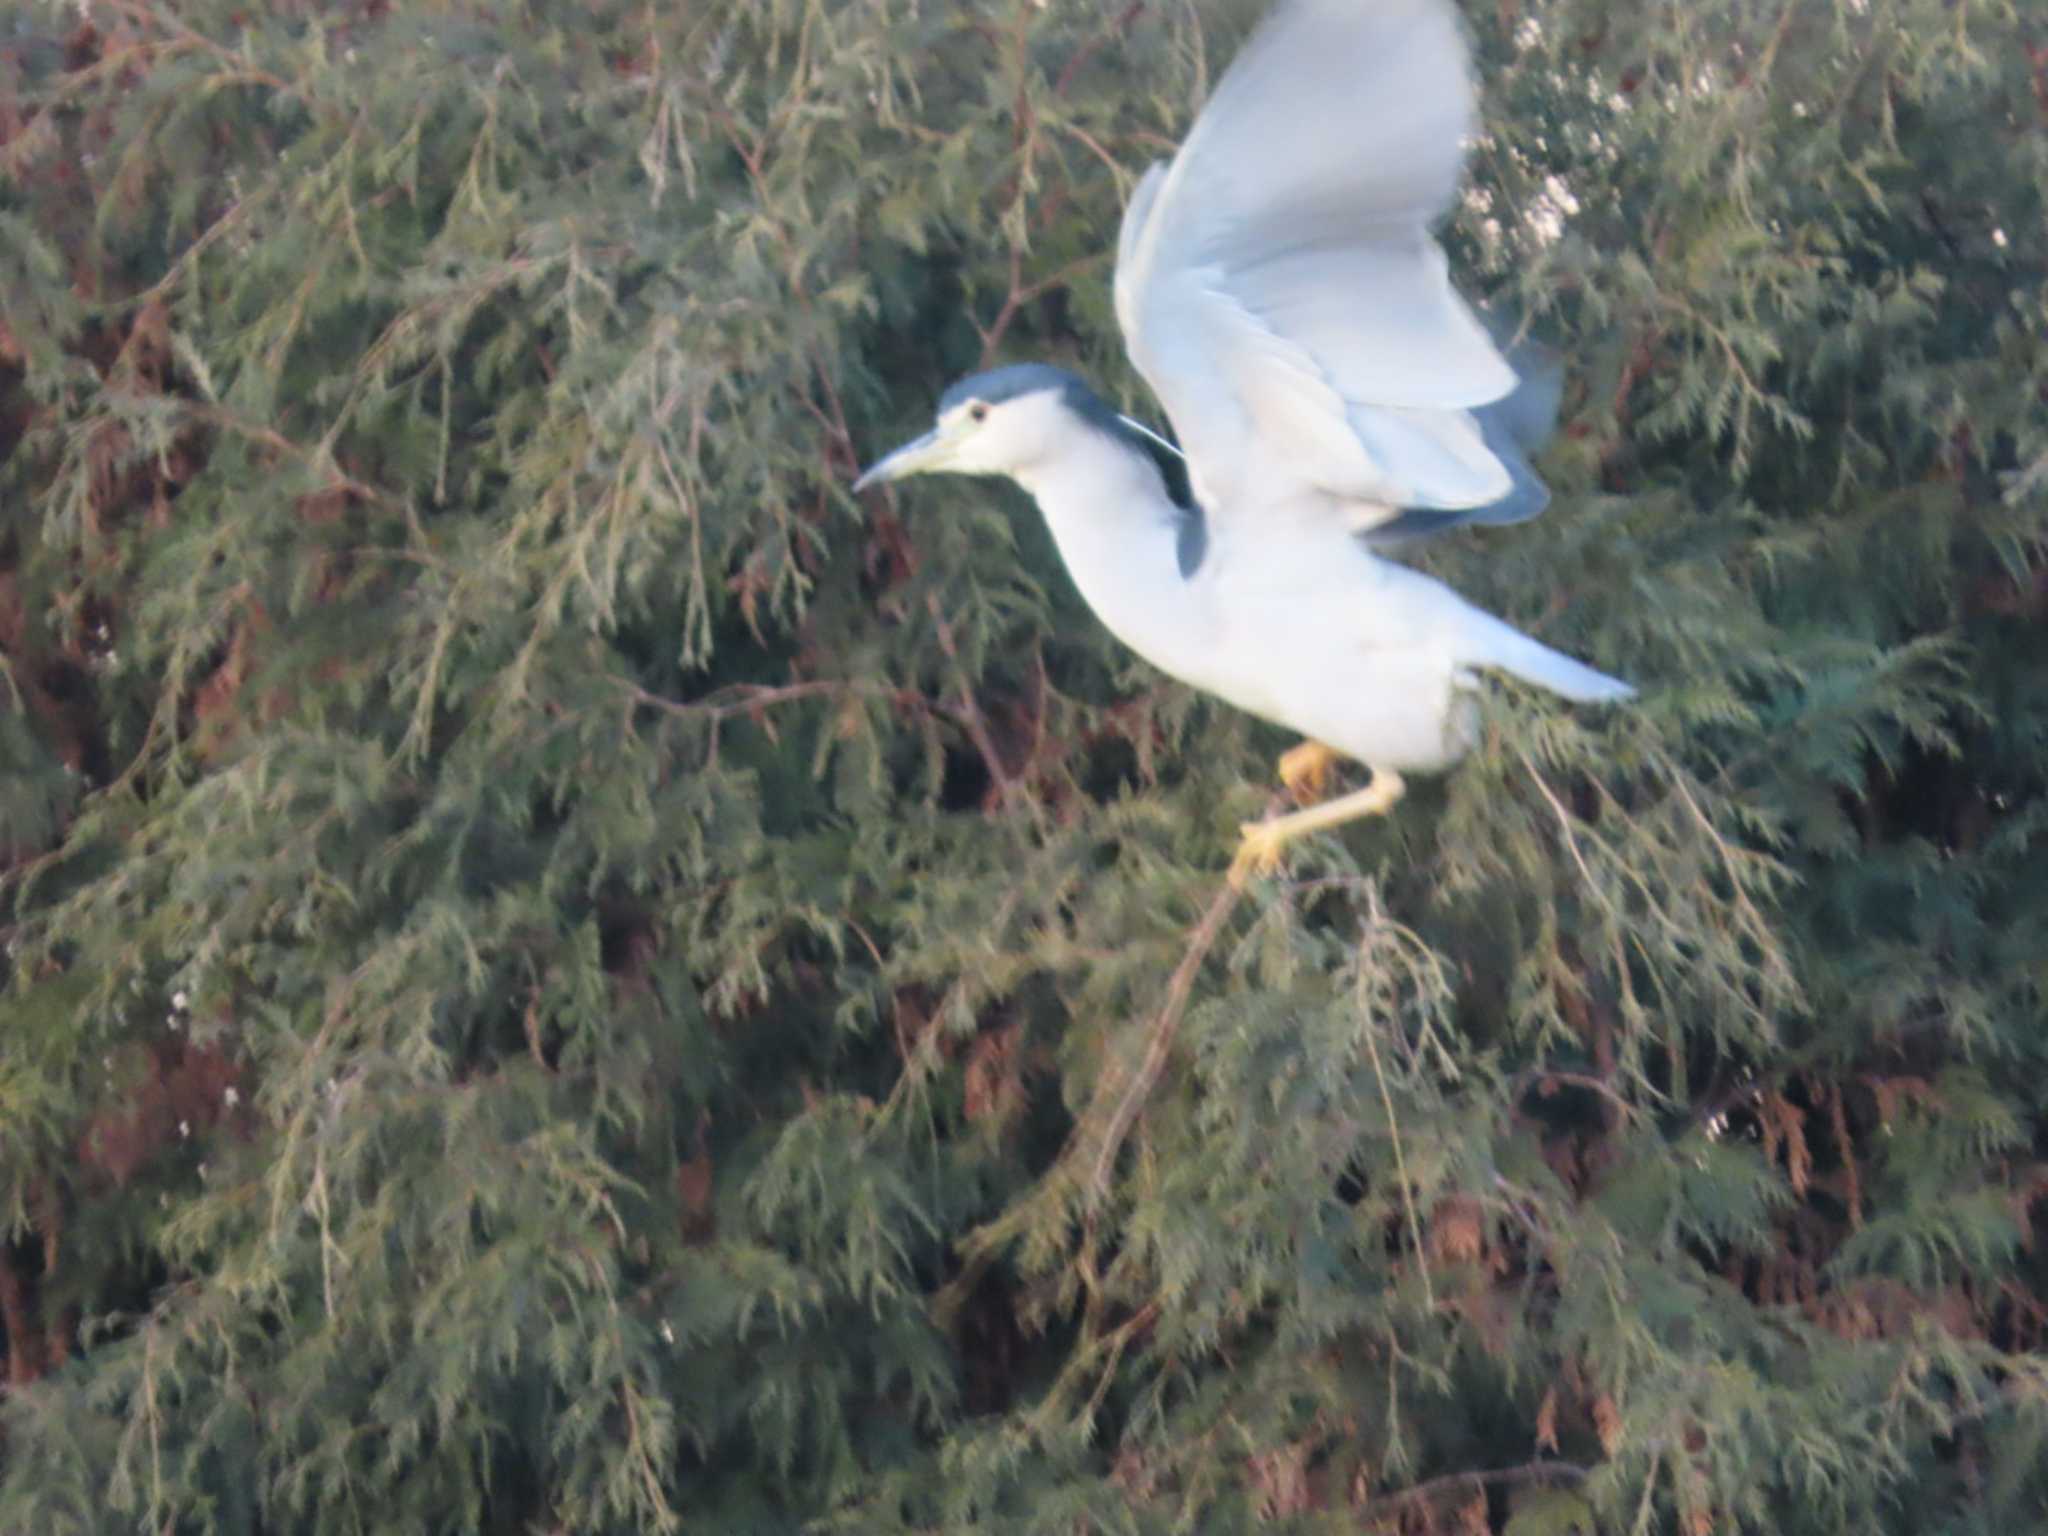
<box><xmin>1012</xmin><ymin>431</ymin><xmax>1212</xmax><ymax>682</ymax></box>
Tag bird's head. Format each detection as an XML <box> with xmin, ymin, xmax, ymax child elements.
<box><xmin>853</xmin><ymin>363</ymin><xmax>1111</xmax><ymax>492</ymax></box>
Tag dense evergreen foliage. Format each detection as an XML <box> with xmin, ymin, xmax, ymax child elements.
<box><xmin>2</xmin><ymin>0</ymin><xmax>2045</xmax><ymax>1530</ymax></box>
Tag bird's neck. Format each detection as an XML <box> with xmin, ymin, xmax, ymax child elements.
<box><xmin>1013</xmin><ymin>434</ymin><xmax>1208</xmax><ymax>674</ymax></box>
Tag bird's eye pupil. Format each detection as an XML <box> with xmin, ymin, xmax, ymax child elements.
<box><xmin>970</xmin><ymin>403</ymin><xmax>989</xmax><ymax>422</ymax></box>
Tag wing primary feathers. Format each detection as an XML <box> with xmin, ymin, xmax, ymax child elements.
<box><xmin>1357</xmin><ymin>338</ymin><xmax>1563</xmax><ymax>545</ymax></box>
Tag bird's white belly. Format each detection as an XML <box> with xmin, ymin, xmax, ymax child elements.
<box><xmin>1095</xmin><ymin>531</ymin><xmax>1478</xmax><ymax>773</ymax></box>
<box><xmin>1202</xmin><ymin>632</ymin><xmax>1472</xmax><ymax>773</ymax></box>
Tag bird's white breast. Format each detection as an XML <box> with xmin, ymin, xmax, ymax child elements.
<box><xmin>1015</xmin><ymin>433</ymin><xmax>1221</xmax><ymax>673</ymax></box>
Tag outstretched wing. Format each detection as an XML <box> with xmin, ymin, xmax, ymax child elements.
<box><xmin>1114</xmin><ymin>0</ymin><xmax>1535</xmax><ymax>530</ymax></box>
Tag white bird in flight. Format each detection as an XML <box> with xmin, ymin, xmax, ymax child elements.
<box><xmin>855</xmin><ymin>0</ymin><xmax>1633</xmax><ymax>882</ymax></box>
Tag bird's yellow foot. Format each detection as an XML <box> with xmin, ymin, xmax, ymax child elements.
<box><xmin>1227</xmin><ymin>770</ymin><xmax>1408</xmax><ymax>886</ymax></box>
<box><xmin>1229</xmin><ymin>818</ymin><xmax>1295</xmax><ymax>887</ymax></box>
<box><xmin>1276</xmin><ymin>740</ymin><xmax>1342</xmax><ymax>807</ymax></box>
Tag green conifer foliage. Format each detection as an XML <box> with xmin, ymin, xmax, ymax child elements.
<box><xmin>1</xmin><ymin>0</ymin><xmax>2044</xmax><ymax>1531</ymax></box>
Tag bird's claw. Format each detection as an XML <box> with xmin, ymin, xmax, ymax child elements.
<box><xmin>1276</xmin><ymin>741</ymin><xmax>1339</xmax><ymax>808</ymax></box>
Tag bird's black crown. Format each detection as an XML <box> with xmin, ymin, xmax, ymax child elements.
<box><xmin>939</xmin><ymin>364</ymin><xmax>1196</xmax><ymax>517</ymax></box>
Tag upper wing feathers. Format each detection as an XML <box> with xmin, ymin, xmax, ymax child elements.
<box><xmin>1228</xmin><ymin>237</ymin><xmax>1515</xmax><ymax>412</ymax></box>
<box><xmin>1347</xmin><ymin>404</ymin><xmax>1512</xmax><ymax>511</ymax></box>
<box><xmin>1114</xmin><ymin>162</ymin><xmax>1170</xmax><ymax>347</ymax></box>
<box><xmin>1161</xmin><ymin>0</ymin><xmax>1473</xmax><ymax>247</ymax></box>
<box><xmin>1116</xmin><ymin>0</ymin><xmax>1541</xmax><ymax>525</ymax></box>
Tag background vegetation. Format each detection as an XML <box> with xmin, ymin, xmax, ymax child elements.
<box><xmin>1</xmin><ymin>0</ymin><xmax>2045</xmax><ymax>1530</ymax></box>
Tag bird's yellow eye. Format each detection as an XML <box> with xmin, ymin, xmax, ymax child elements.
<box><xmin>969</xmin><ymin>402</ymin><xmax>989</xmax><ymax>423</ymax></box>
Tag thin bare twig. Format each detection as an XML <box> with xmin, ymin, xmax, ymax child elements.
<box><xmin>1359</xmin><ymin>925</ymin><xmax>1434</xmax><ymax>1316</ymax></box>
<box><xmin>171</xmin><ymin>401</ymin><xmax>391</xmax><ymax>509</ymax></box>
<box><xmin>925</xmin><ymin>592</ymin><xmax>1027</xmax><ymax>812</ymax></box>
<box><xmin>101</xmin><ymin>0</ymin><xmax>294</xmax><ymax>93</ymax></box>
<box><xmin>626</xmin><ymin>678</ymin><xmax>886</xmax><ymax>725</ymax></box>
<box><xmin>1052</xmin><ymin>2</ymin><xmax>1146</xmax><ymax>97</ymax></box>
<box><xmin>1083</xmin><ymin>796</ymin><xmax>1283</xmax><ymax>1199</ymax></box>
<box><xmin>1509</xmin><ymin>1066</ymin><xmax>1649</xmax><ymax>1124</ymax></box>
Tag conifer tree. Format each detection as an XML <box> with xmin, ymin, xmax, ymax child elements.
<box><xmin>1</xmin><ymin>1</ymin><xmax>2044</xmax><ymax>1532</ymax></box>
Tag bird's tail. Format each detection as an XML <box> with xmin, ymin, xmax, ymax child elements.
<box><xmin>1474</xmin><ymin>618</ymin><xmax>1635</xmax><ymax>703</ymax></box>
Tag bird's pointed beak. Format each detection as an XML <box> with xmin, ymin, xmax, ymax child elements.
<box><xmin>853</xmin><ymin>426</ymin><xmax>951</xmax><ymax>493</ymax></box>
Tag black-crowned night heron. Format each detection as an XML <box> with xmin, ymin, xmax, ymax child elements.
<box><xmin>855</xmin><ymin>0</ymin><xmax>1633</xmax><ymax>882</ymax></box>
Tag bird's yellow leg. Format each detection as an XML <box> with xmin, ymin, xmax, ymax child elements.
<box><xmin>1276</xmin><ymin>739</ymin><xmax>1343</xmax><ymax>807</ymax></box>
<box><xmin>1230</xmin><ymin>769</ymin><xmax>1407</xmax><ymax>885</ymax></box>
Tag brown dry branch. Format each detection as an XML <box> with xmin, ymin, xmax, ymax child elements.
<box><xmin>1082</xmin><ymin>821</ymin><xmax>1279</xmax><ymax>1201</ymax></box>
<box><xmin>925</xmin><ymin>591</ymin><xmax>1032</xmax><ymax>817</ymax></box>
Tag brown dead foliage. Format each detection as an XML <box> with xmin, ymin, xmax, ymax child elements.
<box><xmin>676</xmin><ymin>1153</ymin><xmax>715</xmax><ymax>1242</ymax></box>
<box><xmin>1591</xmin><ymin>1392</ymin><xmax>1623</xmax><ymax>1457</ymax></box>
<box><xmin>1247</xmin><ymin>1440</ymin><xmax>1316</xmax><ymax>1519</ymax></box>
<box><xmin>77</xmin><ymin>1035</ymin><xmax>247</xmax><ymax>1189</ymax></box>
<box><xmin>1756</xmin><ymin>1089</ymin><xmax>1811</xmax><ymax>1197</ymax></box>
<box><xmin>963</xmin><ymin>1021</ymin><xmax>1025</xmax><ymax>1131</ymax></box>
<box><xmin>1429</xmin><ymin>1194</ymin><xmax>1486</xmax><ymax>1268</ymax></box>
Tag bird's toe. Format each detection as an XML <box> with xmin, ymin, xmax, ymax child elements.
<box><xmin>1229</xmin><ymin>820</ymin><xmax>1293</xmax><ymax>887</ymax></box>
<box><xmin>1276</xmin><ymin>741</ymin><xmax>1340</xmax><ymax>808</ymax></box>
